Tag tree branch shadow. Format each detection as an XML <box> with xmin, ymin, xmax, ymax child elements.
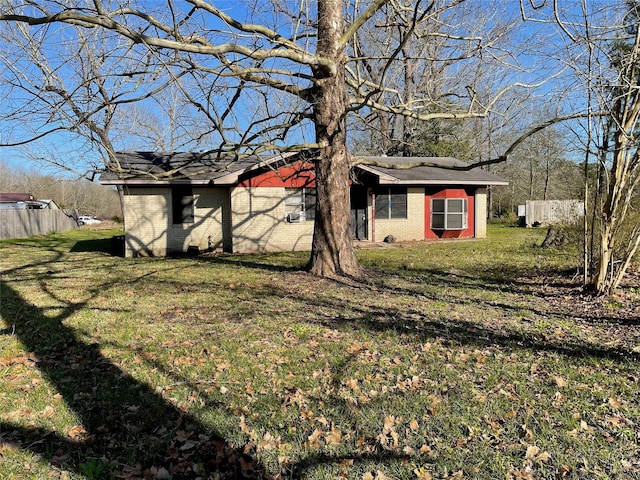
<box><xmin>0</xmin><ymin>279</ymin><xmax>261</xmax><ymax>479</ymax></box>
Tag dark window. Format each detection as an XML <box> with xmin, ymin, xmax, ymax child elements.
<box><xmin>285</xmin><ymin>187</ymin><xmax>316</xmax><ymax>222</ymax></box>
<box><xmin>431</xmin><ymin>198</ymin><xmax>467</xmax><ymax>230</ymax></box>
<box><xmin>172</xmin><ymin>186</ymin><xmax>194</xmax><ymax>224</ymax></box>
<box><xmin>375</xmin><ymin>187</ymin><xmax>407</xmax><ymax>219</ymax></box>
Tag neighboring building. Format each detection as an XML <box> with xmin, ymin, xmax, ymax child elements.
<box><xmin>0</xmin><ymin>194</ymin><xmax>77</xmax><ymax>239</ymax></box>
<box><xmin>0</xmin><ymin>193</ymin><xmax>43</xmax><ymax>210</ymax></box>
<box><xmin>99</xmin><ymin>151</ymin><xmax>508</xmax><ymax>257</ymax></box>
<box><xmin>36</xmin><ymin>199</ymin><xmax>61</xmax><ymax>210</ymax></box>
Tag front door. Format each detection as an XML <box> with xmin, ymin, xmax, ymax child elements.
<box><xmin>350</xmin><ymin>186</ymin><xmax>368</xmax><ymax>240</ymax></box>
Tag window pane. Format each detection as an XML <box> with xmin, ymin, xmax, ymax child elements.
<box><xmin>305</xmin><ymin>188</ymin><xmax>316</xmax><ymax>220</ymax></box>
<box><xmin>390</xmin><ymin>187</ymin><xmax>407</xmax><ymax>219</ymax></box>
<box><xmin>448</xmin><ymin>199</ymin><xmax>464</xmax><ymax>213</ymax></box>
<box><xmin>285</xmin><ymin>188</ymin><xmax>303</xmax><ymax>206</ymax></box>
<box><xmin>432</xmin><ymin>213</ymin><xmax>445</xmax><ymax>229</ymax></box>
<box><xmin>172</xmin><ymin>186</ymin><xmax>194</xmax><ymax>224</ymax></box>
<box><xmin>432</xmin><ymin>199</ymin><xmax>445</xmax><ymax>213</ymax></box>
<box><xmin>375</xmin><ymin>190</ymin><xmax>389</xmax><ymax>219</ymax></box>
<box><xmin>447</xmin><ymin>213</ymin><xmax>464</xmax><ymax>229</ymax></box>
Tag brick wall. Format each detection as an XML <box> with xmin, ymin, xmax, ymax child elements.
<box><xmin>122</xmin><ymin>186</ymin><xmax>229</xmax><ymax>257</ymax></box>
<box><xmin>474</xmin><ymin>188</ymin><xmax>487</xmax><ymax>238</ymax></box>
<box><xmin>372</xmin><ymin>187</ymin><xmax>425</xmax><ymax>242</ymax></box>
<box><xmin>231</xmin><ymin>186</ymin><xmax>314</xmax><ymax>253</ymax></box>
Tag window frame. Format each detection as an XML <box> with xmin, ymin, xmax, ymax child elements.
<box><xmin>374</xmin><ymin>186</ymin><xmax>408</xmax><ymax>220</ymax></box>
<box><xmin>284</xmin><ymin>187</ymin><xmax>316</xmax><ymax>222</ymax></box>
<box><xmin>172</xmin><ymin>185</ymin><xmax>194</xmax><ymax>225</ymax></box>
<box><xmin>431</xmin><ymin>197</ymin><xmax>468</xmax><ymax>230</ymax></box>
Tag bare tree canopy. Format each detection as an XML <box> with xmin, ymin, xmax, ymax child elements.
<box><xmin>0</xmin><ymin>0</ymin><xmax>636</xmax><ymax>285</ymax></box>
<box><xmin>1</xmin><ymin>0</ymin><xmax>546</xmax><ymax>277</ymax></box>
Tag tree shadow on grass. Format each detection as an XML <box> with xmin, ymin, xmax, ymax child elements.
<box><xmin>197</xmin><ymin>254</ymin><xmax>304</xmax><ymax>273</ymax></box>
<box><xmin>2</xmin><ymin>244</ymin><xmax>637</xmax><ymax>479</ymax></box>
<box><xmin>0</xmin><ymin>277</ymin><xmax>433</xmax><ymax>480</ymax></box>
<box><xmin>69</xmin><ymin>235</ymin><xmax>125</xmax><ymax>256</ymax></box>
<box><xmin>255</xmin><ymin>267</ymin><xmax>640</xmax><ymax>364</ymax></box>
<box><xmin>0</xmin><ymin>279</ymin><xmax>259</xmax><ymax>479</ymax></box>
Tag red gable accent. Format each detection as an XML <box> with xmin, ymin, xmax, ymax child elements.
<box><xmin>237</xmin><ymin>162</ymin><xmax>316</xmax><ymax>188</ymax></box>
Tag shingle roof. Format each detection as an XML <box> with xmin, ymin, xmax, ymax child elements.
<box><xmin>99</xmin><ymin>152</ymin><xmax>508</xmax><ymax>187</ymax></box>
<box><xmin>0</xmin><ymin>193</ymin><xmax>36</xmax><ymax>202</ymax></box>
<box><xmin>354</xmin><ymin>156</ymin><xmax>508</xmax><ymax>186</ymax></box>
<box><xmin>100</xmin><ymin>151</ymin><xmax>298</xmax><ymax>185</ymax></box>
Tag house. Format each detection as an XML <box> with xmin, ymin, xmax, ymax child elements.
<box><xmin>99</xmin><ymin>151</ymin><xmax>508</xmax><ymax>257</ymax></box>
<box><xmin>0</xmin><ymin>193</ymin><xmax>43</xmax><ymax>210</ymax></box>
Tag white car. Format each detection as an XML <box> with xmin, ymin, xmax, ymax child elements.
<box><xmin>77</xmin><ymin>215</ymin><xmax>102</xmax><ymax>226</ymax></box>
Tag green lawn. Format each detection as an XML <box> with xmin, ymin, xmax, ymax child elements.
<box><xmin>1</xmin><ymin>226</ymin><xmax>638</xmax><ymax>479</ymax></box>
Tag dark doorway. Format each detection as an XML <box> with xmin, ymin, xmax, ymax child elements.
<box><xmin>350</xmin><ymin>185</ymin><xmax>368</xmax><ymax>240</ymax></box>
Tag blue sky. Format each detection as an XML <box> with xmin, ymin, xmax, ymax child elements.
<box><xmin>0</xmin><ymin>0</ymin><xmax>618</xmax><ymax>178</ymax></box>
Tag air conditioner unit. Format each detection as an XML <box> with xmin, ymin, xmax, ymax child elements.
<box><xmin>286</xmin><ymin>212</ymin><xmax>305</xmax><ymax>223</ymax></box>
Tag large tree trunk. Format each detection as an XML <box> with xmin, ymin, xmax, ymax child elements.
<box><xmin>307</xmin><ymin>0</ymin><xmax>362</xmax><ymax>278</ymax></box>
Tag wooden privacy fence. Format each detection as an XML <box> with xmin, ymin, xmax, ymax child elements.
<box><xmin>0</xmin><ymin>209</ymin><xmax>78</xmax><ymax>240</ymax></box>
<box><xmin>524</xmin><ymin>199</ymin><xmax>584</xmax><ymax>227</ymax></box>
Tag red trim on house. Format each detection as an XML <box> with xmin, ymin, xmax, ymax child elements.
<box><xmin>424</xmin><ymin>187</ymin><xmax>475</xmax><ymax>239</ymax></box>
<box><xmin>237</xmin><ymin>162</ymin><xmax>316</xmax><ymax>188</ymax></box>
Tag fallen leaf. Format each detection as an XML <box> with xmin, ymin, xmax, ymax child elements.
<box><xmin>345</xmin><ymin>378</ymin><xmax>359</xmax><ymax>389</ymax></box>
<box><xmin>325</xmin><ymin>427</ymin><xmax>342</xmax><ymax>446</ymax></box>
<box><xmin>409</xmin><ymin>419</ymin><xmax>419</xmax><ymax>432</ymax></box>
<box><xmin>258</xmin><ymin>432</ymin><xmax>280</xmax><ymax>451</ymax></box>
<box><xmin>414</xmin><ymin>467</ymin><xmax>432</xmax><ymax>479</ymax></box>
<box><xmin>419</xmin><ymin>444</ymin><xmax>434</xmax><ymax>456</ymax></box>
<box><xmin>41</xmin><ymin>406</ymin><xmax>56</xmax><ymax>418</ymax></box>
<box><xmin>156</xmin><ymin>467</ymin><xmax>171</xmax><ymax>479</ymax></box>
<box><xmin>558</xmin><ymin>465</ymin><xmax>573</xmax><ymax>477</ymax></box>
<box><xmin>68</xmin><ymin>425</ymin><xmax>87</xmax><ymax>439</ymax></box>
<box><xmin>536</xmin><ymin>451</ymin><xmax>551</xmax><ymax>462</ymax></box>
<box><xmin>510</xmin><ymin>469</ymin><xmax>534</xmax><ymax>480</ymax></box>
<box><xmin>50</xmin><ymin>454</ymin><xmax>70</xmax><ymax>465</ymax></box>
<box><xmin>554</xmin><ymin>376</ymin><xmax>567</xmax><ymax>388</ymax></box>
<box><xmin>525</xmin><ymin>445</ymin><xmax>540</xmax><ymax>459</ymax></box>
<box><xmin>239</xmin><ymin>415</ymin><xmax>252</xmax><ymax>434</ymax></box>
<box><xmin>608</xmin><ymin>397</ymin><xmax>622</xmax><ymax>409</ymax></box>
<box><xmin>306</xmin><ymin>428</ymin><xmax>323</xmax><ymax>449</ymax></box>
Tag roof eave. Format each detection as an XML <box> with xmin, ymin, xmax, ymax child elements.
<box><xmin>354</xmin><ymin>164</ymin><xmax>399</xmax><ymax>184</ymax></box>
<box><xmin>377</xmin><ymin>179</ymin><xmax>510</xmax><ymax>186</ymax></box>
<box><xmin>213</xmin><ymin>151</ymin><xmax>301</xmax><ymax>185</ymax></box>
<box><xmin>99</xmin><ymin>179</ymin><xmax>213</xmax><ymax>186</ymax></box>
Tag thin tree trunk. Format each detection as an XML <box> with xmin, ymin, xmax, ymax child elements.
<box><xmin>594</xmin><ymin>222</ymin><xmax>614</xmax><ymax>294</ymax></box>
<box><xmin>612</xmin><ymin>226</ymin><xmax>640</xmax><ymax>290</ymax></box>
<box><xmin>307</xmin><ymin>0</ymin><xmax>362</xmax><ymax>278</ymax></box>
